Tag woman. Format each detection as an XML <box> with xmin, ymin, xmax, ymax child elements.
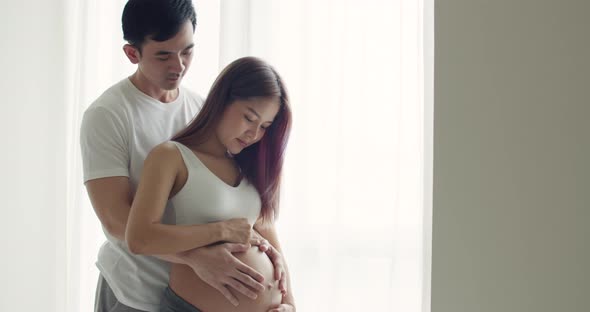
<box><xmin>125</xmin><ymin>56</ymin><xmax>295</xmax><ymax>312</ymax></box>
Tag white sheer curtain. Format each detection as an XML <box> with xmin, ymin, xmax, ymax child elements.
<box><xmin>63</xmin><ymin>0</ymin><xmax>432</xmax><ymax>311</ymax></box>
<box><xmin>217</xmin><ymin>1</ymin><xmax>430</xmax><ymax>310</ymax></box>
<box><xmin>64</xmin><ymin>1</ymin><xmax>131</xmax><ymax>311</ymax></box>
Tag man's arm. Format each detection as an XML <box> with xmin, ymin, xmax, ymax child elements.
<box><xmin>85</xmin><ymin>175</ymin><xmax>265</xmax><ymax>303</ymax></box>
<box><xmin>85</xmin><ymin>176</ymin><xmax>132</xmax><ymax>241</ymax></box>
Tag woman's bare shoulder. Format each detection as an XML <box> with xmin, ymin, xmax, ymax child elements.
<box><xmin>145</xmin><ymin>141</ymin><xmax>184</xmax><ymax>167</ymax></box>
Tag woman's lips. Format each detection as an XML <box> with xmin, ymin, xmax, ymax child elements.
<box><xmin>237</xmin><ymin>139</ymin><xmax>248</xmax><ymax>147</ymax></box>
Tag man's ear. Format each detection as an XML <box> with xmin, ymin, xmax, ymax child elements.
<box><xmin>123</xmin><ymin>44</ymin><xmax>141</xmax><ymax>64</ymax></box>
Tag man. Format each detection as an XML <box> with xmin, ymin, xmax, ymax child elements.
<box><xmin>81</xmin><ymin>1</ymin><xmax>276</xmax><ymax>311</ymax></box>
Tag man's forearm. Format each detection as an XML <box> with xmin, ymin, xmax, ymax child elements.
<box><xmin>154</xmin><ymin>251</ymin><xmax>191</xmax><ymax>265</ymax></box>
<box><xmin>103</xmin><ymin>209</ymin><xmax>130</xmax><ymax>241</ymax></box>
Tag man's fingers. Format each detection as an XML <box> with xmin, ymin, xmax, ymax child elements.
<box><xmin>214</xmin><ymin>284</ymin><xmax>239</xmax><ymax>307</ymax></box>
<box><xmin>233</xmin><ymin>267</ymin><xmax>265</xmax><ymax>291</ymax></box>
<box><xmin>236</xmin><ymin>261</ymin><xmax>265</xmax><ymax>283</ymax></box>
<box><xmin>226</xmin><ymin>278</ymin><xmax>258</xmax><ymax>300</ymax></box>
<box><xmin>224</xmin><ymin>242</ymin><xmax>250</xmax><ymax>253</ymax></box>
<box><xmin>234</xmin><ymin>270</ymin><xmax>266</xmax><ymax>292</ymax></box>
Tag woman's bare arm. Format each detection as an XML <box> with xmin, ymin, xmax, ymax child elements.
<box><xmin>126</xmin><ymin>143</ymin><xmax>252</xmax><ymax>255</ymax></box>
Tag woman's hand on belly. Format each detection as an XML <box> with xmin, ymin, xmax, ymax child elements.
<box><xmin>267</xmin><ymin>303</ymin><xmax>296</xmax><ymax>312</ymax></box>
<box><xmin>261</xmin><ymin>245</ymin><xmax>288</xmax><ymax>296</ymax></box>
<box><xmin>250</xmin><ymin>230</ymin><xmax>288</xmax><ymax>296</ymax></box>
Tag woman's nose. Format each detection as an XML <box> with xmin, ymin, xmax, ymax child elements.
<box><xmin>246</xmin><ymin>126</ymin><xmax>260</xmax><ymax>141</ymax></box>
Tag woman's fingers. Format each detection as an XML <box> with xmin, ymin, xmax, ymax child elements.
<box><xmin>279</xmin><ymin>271</ymin><xmax>287</xmax><ymax>294</ymax></box>
<box><xmin>250</xmin><ymin>237</ymin><xmax>270</xmax><ymax>251</ymax></box>
<box><xmin>267</xmin><ymin>303</ymin><xmax>295</xmax><ymax>312</ymax></box>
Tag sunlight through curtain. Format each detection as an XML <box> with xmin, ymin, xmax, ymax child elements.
<box><xmin>218</xmin><ymin>0</ymin><xmax>430</xmax><ymax>310</ymax></box>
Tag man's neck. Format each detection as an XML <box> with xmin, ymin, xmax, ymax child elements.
<box><xmin>129</xmin><ymin>71</ymin><xmax>178</xmax><ymax>103</ymax></box>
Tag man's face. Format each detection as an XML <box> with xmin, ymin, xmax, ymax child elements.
<box><xmin>136</xmin><ymin>21</ymin><xmax>194</xmax><ymax>92</ymax></box>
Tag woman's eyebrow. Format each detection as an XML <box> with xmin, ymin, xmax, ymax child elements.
<box><xmin>247</xmin><ymin>107</ymin><xmax>274</xmax><ymax>124</ymax></box>
<box><xmin>246</xmin><ymin>107</ymin><xmax>261</xmax><ymax>118</ymax></box>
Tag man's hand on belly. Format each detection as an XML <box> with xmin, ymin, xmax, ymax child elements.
<box><xmin>181</xmin><ymin>243</ymin><xmax>266</xmax><ymax>306</ymax></box>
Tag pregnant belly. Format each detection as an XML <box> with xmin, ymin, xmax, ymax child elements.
<box><xmin>169</xmin><ymin>247</ymin><xmax>282</xmax><ymax>312</ymax></box>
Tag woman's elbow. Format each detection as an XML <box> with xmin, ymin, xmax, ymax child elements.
<box><xmin>125</xmin><ymin>228</ymin><xmax>148</xmax><ymax>255</ymax></box>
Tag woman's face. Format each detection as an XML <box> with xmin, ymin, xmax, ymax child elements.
<box><xmin>216</xmin><ymin>97</ymin><xmax>281</xmax><ymax>155</ymax></box>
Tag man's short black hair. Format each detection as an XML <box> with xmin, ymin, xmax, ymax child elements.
<box><xmin>122</xmin><ymin>0</ymin><xmax>196</xmax><ymax>50</ymax></box>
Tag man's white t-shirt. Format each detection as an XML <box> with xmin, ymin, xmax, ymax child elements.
<box><xmin>80</xmin><ymin>78</ymin><xmax>203</xmax><ymax>311</ymax></box>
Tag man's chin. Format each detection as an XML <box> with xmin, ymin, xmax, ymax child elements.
<box><xmin>162</xmin><ymin>78</ymin><xmax>182</xmax><ymax>90</ymax></box>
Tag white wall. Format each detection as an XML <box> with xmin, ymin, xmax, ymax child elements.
<box><xmin>0</xmin><ymin>1</ymin><xmax>68</xmax><ymax>311</ymax></box>
<box><xmin>433</xmin><ymin>1</ymin><xmax>590</xmax><ymax>311</ymax></box>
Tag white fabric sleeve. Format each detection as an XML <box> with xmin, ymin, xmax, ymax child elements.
<box><xmin>80</xmin><ymin>106</ymin><xmax>130</xmax><ymax>182</ymax></box>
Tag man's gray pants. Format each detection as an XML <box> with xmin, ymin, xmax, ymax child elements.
<box><xmin>94</xmin><ymin>274</ymin><xmax>146</xmax><ymax>312</ymax></box>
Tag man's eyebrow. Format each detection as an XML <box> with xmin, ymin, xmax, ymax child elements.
<box><xmin>154</xmin><ymin>44</ymin><xmax>195</xmax><ymax>56</ymax></box>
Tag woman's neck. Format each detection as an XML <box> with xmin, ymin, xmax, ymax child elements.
<box><xmin>192</xmin><ymin>135</ymin><xmax>228</xmax><ymax>159</ymax></box>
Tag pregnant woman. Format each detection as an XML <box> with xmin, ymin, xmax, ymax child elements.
<box><xmin>125</xmin><ymin>56</ymin><xmax>295</xmax><ymax>311</ymax></box>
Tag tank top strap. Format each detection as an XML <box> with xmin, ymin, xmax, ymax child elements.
<box><xmin>168</xmin><ymin>141</ymin><xmax>202</xmax><ymax>173</ymax></box>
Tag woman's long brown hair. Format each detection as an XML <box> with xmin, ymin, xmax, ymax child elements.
<box><xmin>172</xmin><ymin>56</ymin><xmax>292</xmax><ymax>222</ymax></box>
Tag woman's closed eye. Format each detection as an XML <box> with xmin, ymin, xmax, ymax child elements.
<box><xmin>245</xmin><ymin>115</ymin><xmax>271</xmax><ymax>130</ymax></box>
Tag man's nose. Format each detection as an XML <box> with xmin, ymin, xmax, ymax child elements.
<box><xmin>170</xmin><ymin>55</ymin><xmax>184</xmax><ymax>73</ymax></box>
